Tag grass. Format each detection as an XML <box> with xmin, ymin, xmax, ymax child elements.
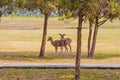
<box><xmin>0</xmin><ymin>16</ymin><xmax>120</xmax><ymax>63</ymax></box>
<box><xmin>0</xmin><ymin>29</ymin><xmax>119</xmax><ymax>63</ymax></box>
<box><xmin>1</xmin><ymin>16</ymin><xmax>120</xmax><ymax>29</ymax></box>
<box><xmin>0</xmin><ymin>69</ymin><xmax>120</xmax><ymax>80</ymax></box>
<box><xmin>0</xmin><ymin>29</ymin><xmax>119</xmax><ymax>51</ymax></box>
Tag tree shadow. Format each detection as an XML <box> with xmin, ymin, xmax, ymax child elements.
<box><xmin>0</xmin><ymin>51</ymin><xmax>120</xmax><ymax>61</ymax></box>
<box><xmin>94</xmin><ymin>53</ymin><xmax>120</xmax><ymax>59</ymax></box>
<box><xmin>0</xmin><ymin>51</ymin><xmax>39</xmax><ymax>61</ymax></box>
<box><xmin>81</xmin><ymin>52</ymin><xmax>120</xmax><ymax>59</ymax></box>
<box><xmin>0</xmin><ymin>51</ymin><xmax>76</xmax><ymax>61</ymax></box>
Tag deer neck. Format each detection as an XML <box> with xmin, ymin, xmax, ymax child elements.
<box><xmin>61</xmin><ymin>37</ymin><xmax>65</xmax><ymax>40</ymax></box>
<box><xmin>50</xmin><ymin>39</ymin><xmax>54</xmax><ymax>45</ymax></box>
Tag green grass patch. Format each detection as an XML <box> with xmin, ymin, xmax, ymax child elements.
<box><xmin>0</xmin><ymin>69</ymin><xmax>120</xmax><ymax>80</ymax></box>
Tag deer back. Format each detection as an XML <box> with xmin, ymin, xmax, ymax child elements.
<box><xmin>52</xmin><ymin>40</ymin><xmax>66</xmax><ymax>47</ymax></box>
<box><xmin>64</xmin><ymin>38</ymin><xmax>72</xmax><ymax>44</ymax></box>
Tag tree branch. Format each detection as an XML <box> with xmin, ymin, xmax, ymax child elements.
<box><xmin>98</xmin><ymin>19</ymin><xmax>107</xmax><ymax>27</ymax></box>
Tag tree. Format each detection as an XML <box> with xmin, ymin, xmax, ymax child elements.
<box><xmin>87</xmin><ymin>0</ymin><xmax>120</xmax><ymax>58</ymax></box>
<box><xmin>58</xmin><ymin>0</ymin><xmax>92</xmax><ymax>80</ymax></box>
<box><xmin>87</xmin><ymin>18</ymin><xmax>94</xmax><ymax>58</ymax></box>
<box><xmin>16</xmin><ymin>0</ymin><xmax>57</xmax><ymax>57</ymax></box>
<box><xmin>89</xmin><ymin>0</ymin><xmax>109</xmax><ymax>58</ymax></box>
<box><xmin>38</xmin><ymin>0</ymin><xmax>57</xmax><ymax>57</ymax></box>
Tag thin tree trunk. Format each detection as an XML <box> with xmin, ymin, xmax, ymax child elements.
<box><xmin>0</xmin><ymin>13</ymin><xmax>2</xmax><ymax>23</ymax></box>
<box><xmin>89</xmin><ymin>17</ymin><xmax>99</xmax><ymax>57</ymax></box>
<box><xmin>87</xmin><ymin>19</ymin><xmax>93</xmax><ymax>58</ymax></box>
<box><xmin>75</xmin><ymin>10</ymin><xmax>83</xmax><ymax>80</ymax></box>
<box><xmin>0</xmin><ymin>17</ymin><xmax>1</xmax><ymax>23</ymax></box>
<box><xmin>39</xmin><ymin>14</ymin><xmax>48</xmax><ymax>57</ymax></box>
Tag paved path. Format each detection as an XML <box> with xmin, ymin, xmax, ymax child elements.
<box><xmin>0</xmin><ymin>62</ymin><xmax>120</xmax><ymax>69</ymax></box>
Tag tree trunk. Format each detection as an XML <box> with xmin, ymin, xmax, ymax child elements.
<box><xmin>89</xmin><ymin>17</ymin><xmax>99</xmax><ymax>57</ymax></box>
<box><xmin>39</xmin><ymin>14</ymin><xmax>48</xmax><ymax>57</ymax></box>
<box><xmin>87</xmin><ymin>19</ymin><xmax>93</xmax><ymax>58</ymax></box>
<box><xmin>0</xmin><ymin>12</ymin><xmax>2</xmax><ymax>23</ymax></box>
<box><xmin>75</xmin><ymin>10</ymin><xmax>83</xmax><ymax>80</ymax></box>
<box><xmin>0</xmin><ymin>17</ymin><xmax>1</xmax><ymax>23</ymax></box>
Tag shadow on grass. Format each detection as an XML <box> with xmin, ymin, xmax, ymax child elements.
<box><xmin>81</xmin><ymin>52</ymin><xmax>120</xmax><ymax>59</ymax></box>
<box><xmin>0</xmin><ymin>51</ymin><xmax>120</xmax><ymax>61</ymax></box>
<box><xmin>94</xmin><ymin>53</ymin><xmax>120</xmax><ymax>59</ymax></box>
<box><xmin>0</xmin><ymin>51</ymin><xmax>39</xmax><ymax>61</ymax></box>
<box><xmin>0</xmin><ymin>51</ymin><xmax>76</xmax><ymax>61</ymax></box>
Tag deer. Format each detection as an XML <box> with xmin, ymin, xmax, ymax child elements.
<box><xmin>59</xmin><ymin>33</ymin><xmax>72</xmax><ymax>52</ymax></box>
<box><xmin>47</xmin><ymin>36</ymin><xmax>68</xmax><ymax>53</ymax></box>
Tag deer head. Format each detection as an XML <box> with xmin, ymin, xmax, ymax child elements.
<box><xmin>59</xmin><ymin>33</ymin><xmax>66</xmax><ymax>40</ymax></box>
<box><xmin>47</xmin><ymin>36</ymin><xmax>52</xmax><ymax>41</ymax></box>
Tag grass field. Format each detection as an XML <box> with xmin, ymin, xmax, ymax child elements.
<box><xmin>0</xmin><ymin>69</ymin><xmax>120</xmax><ymax>80</ymax></box>
<box><xmin>0</xmin><ymin>16</ymin><xmax>120</xmax><ymax>29</ymax></box>
<box><xmin>0</xmin><ymin>16</ymin><xmax>120</xmax><ymax>63</ymax></box>
<box><xmin>0</xmin><ymin>16</ymin><xmax>120</xmax><ymax>80</ymax></box>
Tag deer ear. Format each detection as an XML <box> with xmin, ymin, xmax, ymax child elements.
<box><xmin>59</xmin><ymin>33</ymin><xmax>61</xmax><ymax>36</ymax></box>
<box><xmin>63</xmin><ymin>34</ymin><xmax>66</xmax><ymax>36</ymax></box>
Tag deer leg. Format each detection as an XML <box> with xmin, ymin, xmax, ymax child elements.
<box><xmin>65</xmin><ymin>46</ymin><xmax>68</xmax><ymax>53</ymax></box>
<box><xmin>55</xmin><ymin>47</ymin><xmax>57</xmax><ymax>53</ymax></box>
<box><xmin>68</xmin><ymin>44</ymin><xmax>72</xmax><ymax>52</ymax></box>
<box><xmin>60</xmin><ymin>46</ymin><xmax>63</xmax><ymax>53</ymax></box>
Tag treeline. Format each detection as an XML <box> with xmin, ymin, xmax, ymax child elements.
<box><xmin>0</xmin><ymin>7</ymin><xmax>59</xmax><ymax>17</ymax></box>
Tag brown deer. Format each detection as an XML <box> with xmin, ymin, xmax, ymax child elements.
<box><xmin>47</xmin><ymin>36</ymin><xmax>68</xmax><ymax>53</ymax></box>
<box><xmin>59</xmin><ymin>33</ymin><xmax>72</xmax><ymax>52</ymax></box>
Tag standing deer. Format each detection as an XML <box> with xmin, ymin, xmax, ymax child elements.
<box><xmin>59</xmin><ymin>33</ymin><xmax>72</xmax><ymax>52</ymax></box>
<box><xmin>47</xmin><ymin>36</ymin><xmax>68</xmax><ymax>53</ymax></box>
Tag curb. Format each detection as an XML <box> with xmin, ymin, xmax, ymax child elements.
<box><xmin>0</xmin><ymin>62</ymin><xmax>120</xmax><ymax>69</ymax></box>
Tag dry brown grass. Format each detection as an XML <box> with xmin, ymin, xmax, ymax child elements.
<box><xmin>0</xmin><ymin>29</ymin><xmax>120</xmax><ymax>63</ymax></box>
<box><xmin>0</xmin><ymin>17</ymin><xmax>120</xmax><ymax>63</ymax></box>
